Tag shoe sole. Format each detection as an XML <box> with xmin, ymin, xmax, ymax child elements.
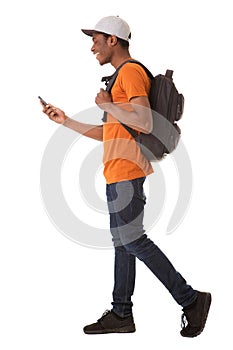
<box><xmin>84</xmin><ymin>325</ymin><xmax>136</xmax><ymax>335</ymax></box>
<box><xmin>181</xmin><ymin>292</ymin><xmax>212</xmax><ymax>338</ymax></box>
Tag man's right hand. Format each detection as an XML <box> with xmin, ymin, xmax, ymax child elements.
<box><xmin>41</xmin><ymin>103</ymin><xmax>67</xmax><ymax>124</ymax></box>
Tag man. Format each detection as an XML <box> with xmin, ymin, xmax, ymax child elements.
<box><xmin>41</xmin><ymin>16</ymin><xmax>211</xmax><ymax>337</ymax></box>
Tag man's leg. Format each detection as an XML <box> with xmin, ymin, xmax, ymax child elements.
<box><xmin>112</xmin><ymin>245</ymin><xmax>136</xmax><ymax>317</ymax></box>
<box><xmin>124</xmin><ymin>234</ymin><xmax>197</xmax><ymax>307</ymax></box>
<box><xmin>83</xmin><ymin>182</ymin><xmax>138</xmax><ymax>334</ymax></box>
<box><xmin>106</xmin><ymin>181</ymin><xmax>138</xmax><ymax>317</ymax></box>
<box><xmin>122</xmin><ymin>234</ymin><xmax>211</xmax><ymax>338</ymax></box>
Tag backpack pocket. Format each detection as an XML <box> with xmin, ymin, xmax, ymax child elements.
<box><xmin>176</xmin><ymin>94</ymin><xmax>184</xmax><ymax>121</ymax></box>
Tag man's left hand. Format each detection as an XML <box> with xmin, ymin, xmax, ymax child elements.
<box><xmin>95</xmin><ymin>89</ymin><xmax>112</xmax><ymax>110</ymax></box>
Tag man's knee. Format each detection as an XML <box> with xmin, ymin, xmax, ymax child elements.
<box><xmin>123</xmin><ymin>234</ymin><xmax>148</xmax><ymax>255</ymax></box>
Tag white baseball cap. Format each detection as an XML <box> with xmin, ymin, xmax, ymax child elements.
<box><xmin>81</xmin><ymin>16</ymin><xmax>131</xmax><ymax>41</ymax></box>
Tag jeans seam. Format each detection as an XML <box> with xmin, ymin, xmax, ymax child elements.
<box><xmin>122</xmin><ymin>252</ymin><xmax>131</xmax><ymax>316</ymax></box>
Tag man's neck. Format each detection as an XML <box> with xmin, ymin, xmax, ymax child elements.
<box><xmin>111</xmin><ymin>52</ymin><xmax>132</xmax><ymax>69</ymax></box>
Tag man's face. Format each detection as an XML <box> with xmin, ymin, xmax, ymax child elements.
<box><xmin>91</xmin><ymin>33</ymin><xmax>112</xmax><ymax>65</ymax></box>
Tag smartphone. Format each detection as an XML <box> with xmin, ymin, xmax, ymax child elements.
<box><xmin>38</xmin><ymin>96</ymin><xmax>48</xmax><ymax>106</ymax></box>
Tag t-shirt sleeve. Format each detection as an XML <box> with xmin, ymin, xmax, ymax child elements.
<box><xmin>118</xmin><ymin>63</ymin><xmax>150</xmax><ymax>101</ymax></box>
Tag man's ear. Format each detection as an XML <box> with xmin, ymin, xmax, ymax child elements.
<box><xmin>107</xmin><ymin>35</ymin><xmax>118</xmax><ymax>47</ymax></box>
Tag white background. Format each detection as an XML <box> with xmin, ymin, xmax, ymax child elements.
<box><xmin>0</xmin><ymin>0</ymin><xmax>232</xmax><ymax>349</ymax></box>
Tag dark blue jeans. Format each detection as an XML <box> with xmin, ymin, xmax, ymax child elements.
<box><xmin>106</xmin><ymin>177</ymin><xmax>197</xmax><ymax>317</ymax></box>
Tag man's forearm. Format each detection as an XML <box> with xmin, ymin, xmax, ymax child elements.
<box><xmin>104</xmin><ymin>101</ymin><xmax>152</xmax><ymax>134</ymax></box>
<box><xmin>63</xmin><ymin>117</ymin><xmax>103</xmax><ymax>141</ymax></box>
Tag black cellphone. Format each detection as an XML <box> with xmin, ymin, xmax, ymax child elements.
<box><xmin>38</xmin><ymin>96</ymin><xmax>48</xmax><ymax>106</ymax></box>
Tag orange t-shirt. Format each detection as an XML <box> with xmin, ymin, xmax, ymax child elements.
<box><xmin>103</xmin><ymin>62</ymin><xmax>154</xmax><ymax>184</ymax></box>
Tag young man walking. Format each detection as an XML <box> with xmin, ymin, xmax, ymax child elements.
<box><xmin>41</xmin><ymin>16</ymin><xmax>211</xmax><ymax>337</ymax></box>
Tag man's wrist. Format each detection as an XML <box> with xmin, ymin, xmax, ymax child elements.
<box><xmin>62</xmin><ymin>115</ymin><xmax>70</xmax><ymax>126</ymax></box>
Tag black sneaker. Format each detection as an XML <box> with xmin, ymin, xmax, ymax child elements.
<box><xmin>180</xmin><ymin>291</ymin><xmax>212</xmax><ymax>337</ymax></box>
<box><xmin>83</xmin><ymin>310</ymin><xmax>136</xmax><ymax>335</ymax></box>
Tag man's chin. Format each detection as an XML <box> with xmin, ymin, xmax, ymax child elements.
<box><xmin>98</xmin><ymin>58</ymin><xmax>110</xmax><ymax>66</ymax></box>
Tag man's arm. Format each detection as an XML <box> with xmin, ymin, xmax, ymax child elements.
<box><xmin>95</xmin><ymin>89</ymin><xmax>153</xmax><ymax>134</ymax></box>
<box><xmin>41</xmin><ymin>103</ymin><xmax>103</xmax><ymax>141</ymax></box>
<box><xmin>63</xmin><ymin>118</ymin><xmax>103</xmax><ymax>141</ymax></box>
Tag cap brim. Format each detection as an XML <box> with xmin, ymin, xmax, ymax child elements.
<box><xmin>81</xmin><ymin>29</ymin><xmax>95</xmax><ymax>37</ymax></box>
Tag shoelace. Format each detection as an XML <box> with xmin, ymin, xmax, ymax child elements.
<box><xmin>98</xmin><ymin>309</ymin><xmax>111</xmax><ymax>322</ymax></box>
<box><xmin>102</xmin><ymin>310</ymin><xmax>110</xmax><ymax>317</ymax></box>
<box><xmin>181</xmin><ymin>313</ymin><xmax>188</xmax><ymax>329</ymax></box>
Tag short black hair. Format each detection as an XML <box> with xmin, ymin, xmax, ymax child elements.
<box><xmin>117</xmin><ymin>37</ymin><xmax>130</xmax><ymax>49</ymax></box>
